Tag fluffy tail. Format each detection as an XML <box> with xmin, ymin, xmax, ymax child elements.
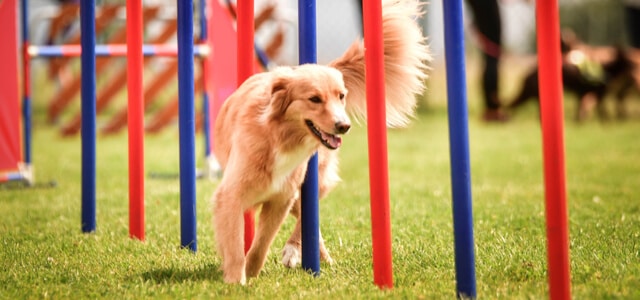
<box><xmin>329</xmin><ymin>0</ymin><xmax>431</xmax><ymax>127</ymax></box>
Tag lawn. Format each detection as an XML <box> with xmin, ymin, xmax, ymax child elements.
<box><xmin>1</xmin><ymin>58</ymin><xmax>639</xmax><ymax>299</ymax></box>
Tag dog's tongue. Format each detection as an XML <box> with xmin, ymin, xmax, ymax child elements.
<box><xmin>321</xmin><ymin>131</ymin><xmax>342</xmax><ymax>149</ymax></box>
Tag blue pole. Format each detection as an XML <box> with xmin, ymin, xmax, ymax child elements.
<box><xmin>200</xmin><ymin>0</ymin><xmax>211</xmax><ymax>157</ymax></box>
<box><xmin>299</xmin><ymin>0</ymin><xmax>320</xmax><ymax>276</ymax></box>
<box><xmin>20</xmin><ymin>0</ymin><xmax>31</xmax><ymax>165</ymax></box>
<box><xmin>80</xmin><ymin>0</ymin><xmax>97</xmax><ymax>233</ymax></box>
<box><xmin>177</xmin><ymin>0</ymin><xmax>197</xmax><ymax>252</ymax></box>
<box><xmin>202</xmin><ymin>93</ymin><xmax>211</xmax><ymax>156</ymax></box>
<box><xmin>442</xmin><ymin>0</ymin><xmax>477</xmax><ymax>298</ymax></box>
<box><xmin>199</xmin><ymin>0</ymin><xmax>208</xmax><ymax>40</ymax></box>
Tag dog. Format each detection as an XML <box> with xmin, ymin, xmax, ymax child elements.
<box><xmin>508</xmin><ymin>31</ymin><xmax>640</xmax><ymax>121</ymax></box>
<box><xmin>211</xmin><ymin>0</ymin><xmax>431</xmax><ymax>284</ymax></box>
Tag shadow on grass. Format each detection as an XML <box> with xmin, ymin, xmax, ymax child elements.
<box><xmin>138</xmin><ymin>263</ymin><xmax>223</xmax><ymax>284</ymax></box>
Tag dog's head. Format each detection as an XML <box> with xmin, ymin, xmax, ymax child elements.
<box><xmin>268</xmin><ymin>65</ymin><xmax>351</xmax><ymax>150</ymax></box>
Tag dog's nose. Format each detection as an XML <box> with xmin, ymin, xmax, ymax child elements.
<box><xmin>335</xmin><ymin>121</ymin><xmax>351</xmax><ymax>134</ymax></box>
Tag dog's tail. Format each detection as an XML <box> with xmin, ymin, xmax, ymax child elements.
<box><xmin>329</xmin><ymin>0</ymin><xmax>431</xmax><ymax>127</ymax></box>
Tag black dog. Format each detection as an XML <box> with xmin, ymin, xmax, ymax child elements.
<box><xmin>508</xmin><ymin>41</ymin><xmax>639</xmax><ymax>121</ymax></box>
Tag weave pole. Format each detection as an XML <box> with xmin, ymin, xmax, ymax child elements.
<box><xmin>237</xmin><ymin>0</ymin><xmax>255</xmax><ymax>254</ymax></box>
<box><xmin>127</xmin><ymin>0</ymin><xmax>145</xmax><ymax>240</ymax></box>
<box><xmin>80</xmin><ymin>0</ymin><xmax>97</xmax><ymax>233</ymax></box>
<box><xmin>442</xmin><ymin>0</ymin><xmax>477</xmax><ymax>298</ymax></box>
<box><xmin>536</xmin><ymin>1</ymin><xmax>572</xmax><ymax>299</ymax></box>
<box><xmin>299</xmin><ymin>0</ymin><xmax>321</xmax><ymax>276</ymax></box>
<box><xmin>178</xmin><ymin>0</ymin><xmax>197</xmax><ymax>252</ymax></box>
<box><xmin>363</xmin><ymin>0</ymin><xmax>393</xmax><ymax>289</ymax></box>
<box><xmin>199</xmin><ymin>0</ymin><xmax>212</xmax><ymax>160</ymax></box>
<box><xmin>20</xmin><ymin>0</ymin><xmax>31</xmax><ymax>166</ymax></box>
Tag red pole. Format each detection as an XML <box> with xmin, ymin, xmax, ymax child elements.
<box><xmin>536</xmin><ymin>1</ymin><xmax>571</xmax><ymax>299</ymax></box>
<box><xmin>237</xmin><ymin>0</ymin><xmax>255</xmax><ymax>254</ymax></box>
<box><xmin>127</xmin><ymin>0</ymin><xmax>145</xmax><ymax>240</ymax></box>
<box><xmin>363</xmin><ymin>0</ymin><xmax>393</xmax><ymax>289</ymax></box>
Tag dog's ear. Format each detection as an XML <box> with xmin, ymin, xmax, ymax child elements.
<box><xmin>270</xmin><ymin>76</ymin><xmax>291</xmax><ymax>118</ymax></box>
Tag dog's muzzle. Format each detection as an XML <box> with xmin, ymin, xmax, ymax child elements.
<box><xmin>305</xmin><ymin>120</ymin><xmax>349</xmax><ymax>150</ymax></box>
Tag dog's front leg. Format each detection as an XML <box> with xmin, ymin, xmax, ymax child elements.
<box><xmin>213</xmin><ymin>187</ymin><xmax>247</xmax><ymax>284</ymax></box>
<box><xmin>246</xmin><ymin>197</ymin><xmax>295</xmax><ymax>278</ymax></box>
<box><xmin>282</xmin><ymin>200</ymin><xmax>333</xmax><ymax>268</ymax></box>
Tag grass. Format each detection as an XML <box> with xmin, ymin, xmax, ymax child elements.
<box><xmin>2</xmin><ymin>57</ymin><xmax>640</xmax><ymax>299</ymax></box>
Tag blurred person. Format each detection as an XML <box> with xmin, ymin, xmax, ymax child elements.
<box><xmin>624</xmin><ymin>0</ymin><xmax>640</xmax><ymax>49</ymax></box>
<box><xmin>356</xmin><ymin>0</ymin><xmax>509</xmax><ymax>121</ymax></box>
<box><xmin>465</xmin><ymin>0</ymin><xmax>509</xmax><ymax>122</ymax></box>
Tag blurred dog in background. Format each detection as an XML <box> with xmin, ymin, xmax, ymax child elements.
<box><xmin>508</xmin><ymin>30</ymin><xmax>640</xmax><ymax>121</ymax></box>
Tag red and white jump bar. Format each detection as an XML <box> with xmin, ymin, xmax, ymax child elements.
<box><xmin>27</xmin><ymin>44</ymin><xmax>210</xmax><ymax>57</ymax></box>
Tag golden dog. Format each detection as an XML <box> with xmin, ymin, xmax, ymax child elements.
<box><xmin>212</xmin><ymin>0</ymin><xmax>431</xmax><ymax>284</ymax></box>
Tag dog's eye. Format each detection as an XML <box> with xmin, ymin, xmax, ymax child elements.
<box><xmin>309</xmin><ymin>96</ymin><xmax>322</xmax><ymax>103</ymax></box>
<box><xmin>339</xmin><ymin>93</ymin><xmax>345</xmax><ymax>100</ymax></box>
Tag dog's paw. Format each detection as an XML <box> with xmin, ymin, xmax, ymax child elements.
<box><xmin>320</xmin><ymin>239</ymin><xmax>335</xmax><ymax>265</ymax></box>
<box><xmin>281</xmin><ymin>243</ymin><xmax>301</xmax><ymax>268</ymax></box>
<box><xmin>223</xmin><ymin>274</ymin><xmax>246</xmax><ymax>285</ymax></box>
<box><xmin>223</xmin><ymin>268</ymin><xmax>247</xmax><ymax>285</ymax></box>
<box><xmin>321</xmin><ymin>251</ymin><xmax>334</xmax><ymax>266</ymax></box>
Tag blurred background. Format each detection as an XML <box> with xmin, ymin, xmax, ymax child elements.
<box><xmin>22</xmin><ymin>0</ymin><xmax>640</xmax><ymax>128</ymax></box>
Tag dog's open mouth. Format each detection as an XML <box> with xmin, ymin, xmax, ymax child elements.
<box><xmin>305</xmin><ymin>120</ymin><xmax>342</xmax><ymax>150</ymax></box>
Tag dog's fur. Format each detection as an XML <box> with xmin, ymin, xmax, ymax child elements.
<box><xmin>211</xmin><ymin>0</ymin><xmax>431</xmax><ymax>284</ymax></box>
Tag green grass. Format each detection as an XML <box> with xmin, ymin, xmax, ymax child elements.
<box><xmin>2</xmin><ymin>59</ymin><xmax>640</xmax><ymax>299</ymax></box>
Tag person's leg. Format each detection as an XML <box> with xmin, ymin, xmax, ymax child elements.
<box><xmin>466</xmin><ymin>0</ymin><xmax>507</xmax><ymax>121</ymax></box>
<box><xmin>625</xmin><ymin>6</ymin><xmax>640</xmax><ymax>49</ymax></box>
<box><xmin>483</xmin><ymin>54</ymin><xmax>501</xmax><ymax>111</ymax></box>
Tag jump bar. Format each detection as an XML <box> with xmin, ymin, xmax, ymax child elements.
<box><xmin>28</xmin><ymin>44</ymin><xmax>210</xmax><ymax>57</ymax></box>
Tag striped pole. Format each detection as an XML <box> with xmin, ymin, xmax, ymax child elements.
<box><xmin>442</xmin><ymin>0</ymin><xmax>477</xmax><ymax>298</ymax></box>
<box><xmin>177</xmin><ymin>0</ymin><xmax>197</xmax><ymax>252</ymax></box>
<box><xmin>363</xmin><ymin>0</ymin><xmax>393</xmax><ymax>289</ymax></box>
<box><xmin>127</xmin><ymin>0</ymin><xmax>145</xmax><ymax>240</ymax></box>
<box><xmin>80</xmin><ymin>0</ymin><xmax>97</xmax><ymax>233</ymax></box>
<box><xmin>536</xmin><ymin>1</ymin><xmax>571</xmax><ymax>299</ymax></box>
<box><xmin>237</xmin><ymin>0</ymin><xmax>255</xmax><ymax>254</ymax></box>
<box><xmin>298</xmin><ymin>0</ymin><xmax>321</xmax><ymax>276</ymax></box>
<box><xmin>27</xmin><ymin>44</ymin><xmax>210</xmax><ymax>57</ymax></box>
